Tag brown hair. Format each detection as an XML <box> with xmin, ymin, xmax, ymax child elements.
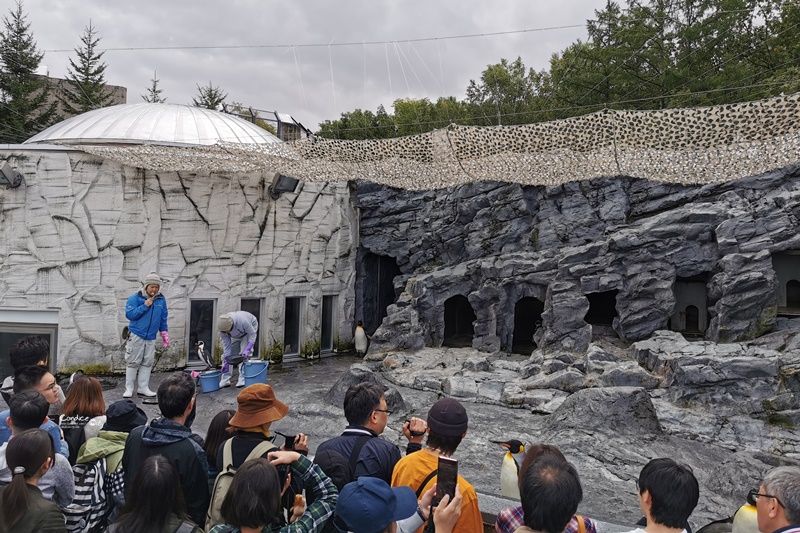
<box><xmin>62</xmin><ymin>376</ymin><xmax>106</xmax><ymax>417</ymax></box>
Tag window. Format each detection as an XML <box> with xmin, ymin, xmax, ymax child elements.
<box><xmin>284</xmin><ymin>297</ymin><xmax>304</xmax><ymax>356</ymax></box>
<box><xmin>0</xmin><ymin>310</ymin><xmax>59</xmax><ymax>378</ymax></box>
<box><xmin>241</xmin><ymin>298</ymin><xmax>263</xmax><ymax>358</ymax></box>
<box><xmin>321</xmin><ymin>295</ymin><xmax>336</xmax><ymax>352</ymax></box>
<box><xmin>188</xmin><ymin>300</ymin><xmax>216</xmax><ymax>365</ymax></box>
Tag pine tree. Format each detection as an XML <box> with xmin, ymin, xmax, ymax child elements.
<box><xmin>0</xmin><ymin>0</ymin><xmax>58</xmax><ymax>143</ymax></box>
<box><xmin>141</xmin><ymin>71</ymin><xmax>166</xmax><ymax>103</ymax></box>
<box><xmin>59</xmin><ymin>21</ymin><xmax>113</xmax><ymax>116</ymax></box>
<box><xmin>192</xmin><ymin>81</ymin><xmax>227</xmax><ymax>110</ymax></box>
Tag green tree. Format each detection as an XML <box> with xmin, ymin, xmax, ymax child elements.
<box><xmin>192</xmin><ymin>81</ymin><xmax>227</xmax><ymax>110</ymax></box>
<box><xmin>0</xmin><ymin>0</ymin><xmax>58</xmax><ymax>143</ymax></box>
<box><xmin>465</xmin><ymin>57</ymin><xmax>543</xmax><ymax>125</ymax></box>
<box><xmin>317</xmin><ymin>104</ymin><xmax>396</xmax><ymax>139</ymax></box>
<box><xmin>141</xmin><ymin>71</ymin><xmax>166</xmax><ymax>103</ymax></box>
<box><xmin>59</xmin><ymin>21</ymin><xmax>113</xmax><ymax>116</ymax></box>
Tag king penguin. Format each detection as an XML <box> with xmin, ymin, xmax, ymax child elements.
<box><xmin>354</xmin><ymin>321</ymin><xmax>369</xmax><ymax>355</ymax></box>
<box><xmin>493</xmin><ymin>439</ymin><xmax>526</xmax><ymax>499</ymax></box>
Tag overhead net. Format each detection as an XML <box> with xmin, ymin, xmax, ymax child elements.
<box><xmin>80</xmin><ymin>93</ymin><xmax>800</xmax><ymax>190</ymax></box>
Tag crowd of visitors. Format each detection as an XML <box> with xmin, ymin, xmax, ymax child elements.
<box><xmin>0</xmin><ymin>331</ymin><xmax>799</xmax><ymax>533</ymax></box>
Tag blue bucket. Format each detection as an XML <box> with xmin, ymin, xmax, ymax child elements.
<box><xmin>199</xmin><ymin>370</ymin><xmax>221</xmax><ymax>393</ymax></box>
<box><xmin>243</xmin><ymin>360</ymin><xmax>269</xmax><ymax>387</ymax></box>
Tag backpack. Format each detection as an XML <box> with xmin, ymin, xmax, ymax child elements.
<box><xmin>61</xmin><ymin>457</ymin><xmax>112</xmax><ymax>533</ymax></box>
<box><xmin>205</xmin><ymin>439</ymin><xmax>276</xmax><ymax>532</ymax></box>
<box><xmin>60</xmin><ymin>415</ymin><xmax>91</xmax><ymax>465</ymax></box>
<box><xmin>312</xmin><ymin>435</ymin><xmax>373</xmax><ymax>533</ymax></box>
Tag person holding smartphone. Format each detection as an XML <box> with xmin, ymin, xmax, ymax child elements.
<box><xmin>390</xmin><ymin>398</ymin><xmax>483</xmax><ymax>533</ymax></box>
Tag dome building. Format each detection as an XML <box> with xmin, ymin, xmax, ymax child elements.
<box><xmin>0</xmin><ymin>104</ymin><xmax>355</xmax><ymax>374</ymax></box>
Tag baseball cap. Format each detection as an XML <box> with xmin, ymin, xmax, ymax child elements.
<box><xmin>335</xmin><ymin>477</ymin><xmax>417</xmax><ymax>533</ymax></box>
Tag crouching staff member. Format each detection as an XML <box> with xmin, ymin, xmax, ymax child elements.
<box><xmin>124</xmin><ymin>272</ymin><xmax>170</xmax><ymax>398</ymax></box>
<box><xmin>217</xmin><ymin>311</ymin><xmax>258</xmax><ymax>388</ymax></box>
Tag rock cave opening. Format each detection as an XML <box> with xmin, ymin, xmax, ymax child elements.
<box><xmin>671</xmin><ymin>274</ymin><xmax>710</xmax><ymax>335</ymax></box>
<box><xmin>512</xmin><ymin>297</ymin><xmax>544</xmax><ymax>354</ymax></box>
<box><xmin>788</xmin><ymin>280</ymin><xmax>800</xmax><ymax>309</ymax></box>
<box><xmin>443</xmin><ymin>295</ymin><xmax>476</xmax><ymax>348</ymax></box>
<box><xmin>772</xmin><ymin>251</ymin><xmax>800</xmax><ymax>315</ymax></box>
<box><xmin>358</xmin><ymin>251</ymin><xmax>402</xmax><ymax>335</ymax></box>
<box><xmin>584</xmin><ymin>290</ymin><xmax>618</xmax><ymax>327</ymax></box>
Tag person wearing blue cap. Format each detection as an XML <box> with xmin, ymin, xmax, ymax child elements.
<box><xmin>334</xmin><ymin>477</ymin><xmax>461</xmax><ymax>533</ymax></box>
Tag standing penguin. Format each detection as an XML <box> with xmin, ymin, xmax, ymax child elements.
<box><xmin>493</xmin><ymin>439</ymin><xmax>527</xmax><ymax>499</ymax></box>
<box><xmin>354</xmin><ymin>320</ymin><xmax>369</xmax><ymax>355</ymax></box>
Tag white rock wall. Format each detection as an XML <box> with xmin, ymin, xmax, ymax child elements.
<box><xmin>0</xmin><ymin>148</ymin><xmax>358</xmax><ymax>371</ymax></box>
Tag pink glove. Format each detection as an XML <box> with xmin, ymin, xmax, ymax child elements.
<box><xmin>160</xmin><ymin>331</ymin><xmax>170</xmax><ymax>347</ymax></box>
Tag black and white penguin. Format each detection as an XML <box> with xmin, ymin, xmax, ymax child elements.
<box><xmin>354</xmin><ymin>321</ymin><xmax>369</xmax><ymax>355</ymax></box>
<box><xmin>493</xmin><ymin>439</ymin><xmax>527</xmax><ymax>499</ymax></box>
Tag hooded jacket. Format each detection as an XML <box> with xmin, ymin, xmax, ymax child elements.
<box><xmin>76</xmin><ymin>430</ymin><xmax>129</xmax><ymax>471</ymax></box>
<box><xmin>125</xmin><ymin>288</ymin><xmax>168</xmax><ymax>341</ymax></box>
<box><xmin>122</xmin><ymin>419</ymin><xmax>210</xmax><ymax>527</ymax></box>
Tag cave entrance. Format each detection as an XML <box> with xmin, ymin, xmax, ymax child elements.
<box><xmin>512</xmin><ymin>297</ymin><xmax>544</xmax><ymax>354</ymax></box>
<box><xmin>685</xmin><ymin>305</ymin><xmax>700</xmax><ymax>332</ymax></box>
<box><xmin>359</xmin><ymin>251</ymin><xmax>402</xmax><ymax>335</ymax></box>
<box><xmin>772</xmin><ymin>252</ymin><xmax>800</xmax><ymax>316</ymax></box>
<box><xmin>443</xmin><ymin>295</ymin><xmax>475</xmax><ymax>347</ymax></box>
<box><xmin>789</xmin><ymin>280</ymin><xmax>800</xmax><ymax>308</ymax></box>
<box><xmin>584</xmin><ymin>290</ymin><xmax>618</xmax><ymax>327</ymax></box>
<box><xmin>671</xmin><ymin>275</ymin><xmax>709</xmax><ymax>335</ymax></box>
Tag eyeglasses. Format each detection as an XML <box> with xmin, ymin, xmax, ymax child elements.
<box><xmin>374</xmin><ymin>409</ymin><xmax>393</xmax><ymax>415</ymax></box>
<box><xmin>748</xmin><ymin>489</ymin><xmax>784</xmax><ymax>508</ymax></box>
<box><xmin>41</xmin><ymin>381</ymin><xmax>59</xmax><ymax>392</ymax></box>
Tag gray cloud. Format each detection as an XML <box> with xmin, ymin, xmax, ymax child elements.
<box><xmin>22</xmin><ymin>0</ymin><xmax>607</xmax><ymax>131</ymax></box>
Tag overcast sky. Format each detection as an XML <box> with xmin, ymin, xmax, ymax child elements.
<box><xmin>20</xmin><ymin>1</ymin><xmax>609</xmax><ymax>131</ymax></box>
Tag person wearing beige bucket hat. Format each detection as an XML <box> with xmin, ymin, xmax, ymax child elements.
<box><xmin>215</xmin><ymin>384</ymin><xmax>309</xmax><ymax>471</ymax></box>
<box><xmin>216</xmin><ymin>311</ymin><xmax>258</xmax><ymax>388</ymax></box>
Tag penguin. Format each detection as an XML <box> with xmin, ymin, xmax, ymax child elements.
<box><xmin>493</xmin><ymin>439</ymin><xmax>526</xmax><ymax>499</ymax></box>
<box><xmin>731</xmin><ymin>504</ymin><xmax>758</xmax><ymax>533</ymax></box>
<box><xmin>196</xmin><ymin>341</ymin><xmax>214</xmax><ymax>370</ymax></box>
<box><xmin>354</xmin><ymin>320</ymin><xmax>369</xmax><ymax>355</ymax></box>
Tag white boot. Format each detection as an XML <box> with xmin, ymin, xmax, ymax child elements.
<box><xmin>123</xmin><ymin>367</ymin><xmax>137</xmax><ymax>398</ymax></box>
<box><xmin>136</xmin><ymin>365</ymin><xmax>157</xmax><ymax>397</ymax></box>
<box><xmin>236</xmin><ymin>363</ymin><xmax>246</xmax><ymax>388</ymax></box>
<box><xmin>219</xmin><ymin>370</ymin><xmax>231</xmax><ymax>388</ymax></box>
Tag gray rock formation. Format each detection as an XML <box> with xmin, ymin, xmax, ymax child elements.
<box><xmin>358</xmin><ymin>166</ymin><xmax>800</xmax><ymax>353</ymax></box>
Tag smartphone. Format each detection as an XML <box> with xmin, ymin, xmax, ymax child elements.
<box><xmin>435</xmin><ymin>457</ymin><xmax>458</xmax><ymax>505</ymax></box>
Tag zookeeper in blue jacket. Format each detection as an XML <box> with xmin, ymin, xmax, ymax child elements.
<box><xmin>124</xmin><ymin>272</ymin><xmax>170</xmax><ymax>398</ymax></box>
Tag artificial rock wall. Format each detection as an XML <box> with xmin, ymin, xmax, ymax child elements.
<box><xmin>359</xmin><ymin>165</ymin><xmax>800</xmax><ymax>354</ymax></box>
<box><xmin>0</xmin><ymin>148</ymin><xmax>358</xmax><ymax>370</ymax></box>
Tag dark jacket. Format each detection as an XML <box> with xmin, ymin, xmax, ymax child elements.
<box><xmin>0</xmin><ymin>483</ymin><xmax>67</xmax><ymax>532</ymax></box>
<box><xmin>109</xmin><ymin>512</ymin><xmax>202</xmax><ymax>533</ymax></box>
<box><xmin>125</xmin><ymin>290</ymin><xmax>168</xmax><ymax>340</ymax></box>
<box><xmin>215</xmin><ymin>431</ymin><xmax>277</xmax><ymax>472</ymax></box>
<box><xmin>314</xmin><ymin>426</ymin><xmax>404</xmax><ymax>484</ymax></box>
<box><xmin>122</xmin><ymin>419</ymin><xmax>210</xmax><ymax>527</ymax></box>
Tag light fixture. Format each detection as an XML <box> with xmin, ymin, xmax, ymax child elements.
<box><xmin>268</xmin><ymin>173</ymin><xmax>299</xmax><ymax>199</ymax></box>
<box><xmin>0</xmin><ymin>161</ymin><xmax>23</xmax><ymax>188</ymax></box>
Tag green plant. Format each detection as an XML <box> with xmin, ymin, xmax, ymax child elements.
<box><xmin>301</xmin><ymin>340</ymin><xmax>321</xmax><ymax>359</ymax></box>
<box><xmin>214</xmin><ymin>341</ymin><xmax>223</xmax><ymax>366</ymax></box>
<box><xmin>266</xmin><ymin>342</ymin><xmax>284</xmax><ymax>364</ymax></box>
<box><xmin>59</xmin><ymin>363</ymin><xmax>113</xmax><ymax>376</ymax></box>
<box><xmin>530</xmin><ymin>228</ymin><xmax>540</xmax><ymax>248</ymax></box>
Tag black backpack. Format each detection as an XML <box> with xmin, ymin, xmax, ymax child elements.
<box><xmin>60</xmin><ymin>415</ymin><xmax>91</xmax><ymax>465</ymax></box>
<box><xmin>313</xmin><ymin>435</ymin><xmax>373</xmax><ymax>533</ymax></box>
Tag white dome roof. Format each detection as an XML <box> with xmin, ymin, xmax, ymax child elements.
<box><xmin>25</xmin><ymin>103</ymin><xmax>281</xmax><ymax>146</ymax></box>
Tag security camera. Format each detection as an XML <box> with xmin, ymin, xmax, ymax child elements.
<box><xmin>0</xmin><ymin>161</ymin><xmax>23</xmax><ymax>188</ymax></box>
